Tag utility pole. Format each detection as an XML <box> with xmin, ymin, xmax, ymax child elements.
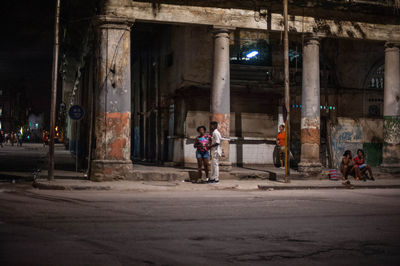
<box><xmin>48</xmin><ymin>0</ymin><xmax>61</xmax><ymax>181</ymax></box>
<box><xmin>283</xmin><ymin>0</ymin><xmax>290</xmax><ymax>183</ymax></box>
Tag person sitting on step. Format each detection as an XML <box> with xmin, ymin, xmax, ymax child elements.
<box><xmin>353</xmin><ymin>149</ymin><xmax>375</xmax><ymax>181</ymax></box>
<box><xmin>341</xmin><ymin>150</ymin><xmax>356</xmax><ymax>181</ymax></box>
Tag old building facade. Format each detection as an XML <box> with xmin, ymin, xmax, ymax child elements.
<box><xmin>60</xmin><ymin>0</ymin><xmax>400</xmax><ymax>181</ymax></box>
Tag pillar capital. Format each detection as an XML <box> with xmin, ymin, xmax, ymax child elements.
<box><xmin>212</xmin><ymin>26</ymin><xmax>235</xmax><ymax>36</ymax></box>
<box><xmin>95</xmin><ymin>15</ymin><xmax>135</xmax><ymax>31</ymax></box>
<box><xmin>385</xmin><ymin>42</ymin><xmax>400</xmax><ymax>51</ymax></box>
<box><xmin>304</xmin><ymin>34</ymin><xmax>320</xmax><ymax>45</ymax></box>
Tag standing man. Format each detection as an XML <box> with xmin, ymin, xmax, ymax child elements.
<box><xmin>10</xmin><ymin>132</ymin><xmax>15</xmax><ymax>146</ymax></box>
<box><xmin>17</xmin><ymin>132</ymin><xmax>23</xmax><ymax>147</ymax></box>
<box><xmin>209</xmin><ymin>121</ymin><xmax>222</xmax><ymax>184</ymax></box>
<box><xmin>43</xmin><ymin>131</ymin><xmax>49</xmax><ymax>147</ymax></box>
<box><xmin>0</xmin><ymin>130</ymin><xmax>4</xmax><ymax>148</ymax></box>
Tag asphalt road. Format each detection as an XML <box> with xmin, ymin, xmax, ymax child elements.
<box><xmin>0</xmin><ymin>143</ymin><xmax>47</xmax><ymax>172</ymax></box>
<box><xmin>0</xmin><ymin>143</ymin><xmax>74</xmax><ymax>173</ymax></box>
<box><xmin>0</xmin><ymin>185</ymin><xmax>399</xmax><ymax>266</ymax></box>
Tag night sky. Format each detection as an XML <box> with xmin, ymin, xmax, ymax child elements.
<box><xmin>0</xmin><ymin>1</ymin><xmax>55</xmax><ymax>116</ymax></box>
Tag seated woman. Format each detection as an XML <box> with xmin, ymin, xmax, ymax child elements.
<box><xmin>353</xmin><ymin>149</ymin><xmax>375</xmax><ymax>181</ymax></box>
<box><xmin>193</xmin><ymin>126</ymin><xmax>212</xmax><ymax>183</ymax></box>
<box><xmin>341</xmin><ymin>150</ymin><xmax>356</xmax><ymax>180</ymax></box>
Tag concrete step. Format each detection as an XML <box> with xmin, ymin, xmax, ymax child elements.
<box><xmin>3</xmin><ymin>166</ymin><xmax>398</xmax><ymax>183</ymax></box>
<box><xmin>31</xmin><ymin>178</ymin><xmax>400</xmax><ymax>192</ymax></box>
<box><xmin>127</xmin><ymin>167</ymin><xmax>298</xmax><ymax>182</ymax></box>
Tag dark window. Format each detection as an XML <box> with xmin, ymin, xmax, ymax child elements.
<box><xmin>368</xmin><ymin>105</ymin><xmax>380</xmax><ymax>117</ymax></box>
<box><xmin>369</xmin><ymin>65</ymin><xmax>384</xmax><ymax>89</ymax></box>
<box><xmin>289</xmin><ymin>48</ymin><xmax>302</xmax><ymax>68</ymax></box>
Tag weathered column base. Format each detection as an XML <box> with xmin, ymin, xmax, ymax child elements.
<box><xmin>298</xmin><ymin>162</ymin><xmax>322</xmax><ymax>173</ymax></box>
<box><xmin>381</xmin><ymin>116</ymin><xmax>400</xmax><ymax>173</ymax></box>
<box><xmin>90</xmin><ymin>160</ymin><xmax>133</xmax><ymax>181</ymax></box>
<box><xmin>381</xmin><ymin>144</ymin><xmax>400</xmax><ymax>173</ymax></box>
<box><xmin>211</xmin><ymin>114</ymin><xmax>232</xmax><ymax>172</ymax></box>
<box><xmin>380</xmin><ymin>164</ymin><xmax>400</xmax><ymax>174</ymax></box>
<box><xmin>219</xmin><ymin>160</ymin><xmax>232</xmax><ymax>172</ymax></box>
<box><xmin>299</xmin><ymin>141</ymin><xmax>321</xmax><ymax>173</ymax></box>
<box><xmin>219</xmin><ymin>139</ymin><xmax>232</xmax><ymax>172</ymax></box>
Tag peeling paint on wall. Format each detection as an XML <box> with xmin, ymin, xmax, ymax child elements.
<box><xmin>331</xmin><ymin>117</ymin><xmax>383</xmax><ymax>168</ymax></box>
<box><xmin>211</xmin><ymin>113</ymin><xmax>230</xmax><ymax>138</ymax></box>
<box><xmin>382</xmin><ymin>116</ymin><xmax>400</xmax><ymax>166</ymax></box>
<box><xmin>383</xmin><ymin>116</ymin><xmax>400</xmax><ymax>144</ymax></box>
<box><xmin>94</xmin><ymin>112</ymin><xmax>131</xmax><ymax>161</ymax></box>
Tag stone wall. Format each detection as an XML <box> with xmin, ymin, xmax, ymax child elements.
<box><xmin>331</xmin><ymin>117</ymin><xmax>383</xmax><ymax>168</ymax></box>
<box><xmin>159</xmin><ymin>25</ymin><xmax>213</xmax><ymax>96</ymax></box>
<box><xmin>177</xmin><ymin>138</ymin><xmax>276</xmax><ymax>165</ymax></box>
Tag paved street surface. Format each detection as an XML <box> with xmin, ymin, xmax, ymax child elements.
<box><xmin>0</xmin><ymin>143</ymin><xmax>76</xmax><ymax>174</ymax></box>
<box><xmin>1</xmin><ymin>143</ymin><xmax>400</xmax><ymax>265</ymax></box>
<box><xmin>0</xmin><ymin>185</ymin><xmax>399</xmax><ymax>266</ymax></box>
<box><xmin>0</xmin><ymin>143</ymin><xmax>47</xmax><ymax>172</ymax></box>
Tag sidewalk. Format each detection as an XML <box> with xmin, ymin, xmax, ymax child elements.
<box><xmin>32</xmin><ymin>177</ymin><xmax>400</xmax><ymax>192</ymax></box>
<box><xmin>39</xmin><ymin>163</ymin><xmax>400</xmax><ymax>181</ymax></box>
<box><xmin>1</xmin><ymin>143</ymin><xmax>399</xmax><ymax>191</ymax></box>
<box><xmin>0</xmin><ymin>164</ymin><xmax>291</xmax><ymax>182</ymax></box>
<box><xmin>2</xmin><ymin>142</ymin><xmax>397</xmax><ymax>181</ymax></box>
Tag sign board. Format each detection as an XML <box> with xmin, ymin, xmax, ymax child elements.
<box><xmin>68</xmin><ymin>105</ymin><xmax>85</xmax><ymax>120</ymax></box>
<box><xmin>282</xmin><ymin>104</ymin><xmax>287</xmax><ymax>123</ymax></box>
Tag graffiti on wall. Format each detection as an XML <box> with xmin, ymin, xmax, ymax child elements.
<box><xmin>330</xmin><ymin>117</ymin><xmax>383</xmax><ymax>168</ymax></box>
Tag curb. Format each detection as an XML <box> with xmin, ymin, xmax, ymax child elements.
<box><xmin>33</xmin><ymin>181</ymin><xmax>112</xmax><ymax>191</ymax></box>
<box><xmin>257</xmin><ymin>184</ymin><xmax>400</xmax><ymax>190</ymax></box>
<box><xmin>32</xmin><ymin>181</ymin><xmax>400</xmax><ymax>191</ymax></box>
<box><xmin>31</xmin><ymin>181</ymin><xmax>248</xmax><ymax>191</ymax></box>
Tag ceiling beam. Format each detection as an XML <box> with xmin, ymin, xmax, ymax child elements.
<box><xmin>105</xmin><ymin>2</ymin><xmax>400</xmax><ymax>42</ymax></box>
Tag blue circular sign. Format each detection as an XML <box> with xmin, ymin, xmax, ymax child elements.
<box><xmin>68</xmin><ymin>105</ymin><xmax>85</xmax><ymax>120</ymax></box>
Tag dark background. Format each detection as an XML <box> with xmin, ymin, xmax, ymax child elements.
<box><xmin>0</xmin><ymin>1</ymin><xmax>55</xmax><ymax>125</ymax></box>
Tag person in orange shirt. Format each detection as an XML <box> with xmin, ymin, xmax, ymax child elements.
<box><xmin>276</xmin><ymin>124</ymin><xmax>286</xmax><ymax>169</ymax></box>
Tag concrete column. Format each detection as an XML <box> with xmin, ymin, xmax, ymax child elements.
<box><xmin>211</xmin><ymin>27</ymin><xmax>232</xmax><ymax>171</ymax></box>
<box><xmin>382</xmin><ymin>43</ymin><xmax>400</xmax><ymax>170</ymax></box>
<box><xmin>91</xmin><ymin>16</ymin><xmax>134</xmax><ymax>181</ymax></box>
<box><xmin>298</xmin><ymin>35</ymin><xmax>322</xmax><ymax>173</ymax></box>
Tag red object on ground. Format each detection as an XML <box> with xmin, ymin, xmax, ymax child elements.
<box><xmin>328</xmin><ymin>169</ymin><xmax>339</xmax><ymax>180</ymax></box>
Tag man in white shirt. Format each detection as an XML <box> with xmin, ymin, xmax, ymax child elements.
<box><xmin>208</xmin><ymin>121</ymin><xmax>222</xmax><ymax>183</ymax></box>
